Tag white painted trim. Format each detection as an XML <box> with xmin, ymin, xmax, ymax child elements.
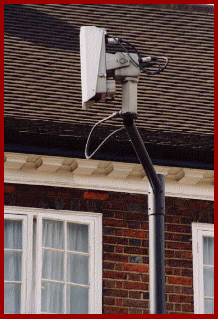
<box><xmin>25</xmin><ymin>212</ymin><xmax>34</xmax><ymax>314</ymax></box>
<box><xmin>88</xmin><ymin>218</ymin><xmax>95</xmax><ymax>314</ymax></box>
<box><xmin>192</xmin><ymin>223</ymin><xmax>214</xmax><ymax>314</ymax></box>
<box><xmin>4</xmin><ymin>205</ymin><xmax>102</xmax><ymax>219</ymax></box>
<box><xmin>4</xmin><ymin>152</ymin><xmax>214</xmax><ymax>201</ymax></box>
<box><xmin>94</xmin><ymin>214</ymin><xmax>103</xmax><ymax>314</ymax></box>
<box><xmin>35</xmin><ymin>214</ymin><xmax>42</xmax><ymax>314</ymax></box>
<box><xmin>63</xmin><ymin>220</ymin><xmax>67</xmax><ymax>314</ymax></box>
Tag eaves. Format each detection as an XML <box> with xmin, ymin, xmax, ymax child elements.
<box><xmin>4</xmin><ymin>152</ymin><xmax>214</xmax><ymax>201</ymax></box>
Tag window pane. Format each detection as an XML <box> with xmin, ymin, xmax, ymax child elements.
<box><xmin>203</xmin><ymin>267</ymin><xmax>214</xmax><ymax>298</ymax></box>
<box><xmin>67</xmin><ymin>223</ymin><xmax>88</xmax><ymax>253</ymax></box>
<box><xmin>4</xmin><ymin>220</ymin><xmax>22</xmax><ymax>249</ymax></box>
<box><xmin>203</xmin><ymin>237</ymin><xmax>214</xmax><ymax>266</ymax></box>
<box><xmin>42</xmin><ymin>220</ymin><xmax>64</xmax><ymax>249</ymax></box>
<box><xmin>4</xmin><ymin>219</ymin><xmax>23</xmax><ymax>314</ymax></box>
<box><xmin>4</xmin><ymin>251</ymin><xmax>22</xmax><ymax>281</ymax></box>
<box><xmin>204</xmin><ymin>299</ymin><xmax>214</xmax><ymax>314</ymax></box>
<box><xmin>67</xmin><ymin>285</ymin><xmax>88</xmax><ymax>314</ymax></box>
<box><xmin>4</xmin><ymin>283</ymin><xmax>21</xmax><ymax>314</ymax></box>
<box><xmin>41</xmin><ymin>281</ymin><xmax>64</xmax><ymax>314</ymax></box>
<box><xmin>67</xmin><ymin>254</ymin><xmax>89</xmax><ymax>285</ymax></box>
<box><xmin>42</xmin><ymin>250</ymin><xmax>64</xmax><ymax>281</ymax></box>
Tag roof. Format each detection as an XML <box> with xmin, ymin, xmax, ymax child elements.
<box><xmin>4</xmin><ymin>4</ymin><xmax>214</xmax><ymax>169</ymax></box>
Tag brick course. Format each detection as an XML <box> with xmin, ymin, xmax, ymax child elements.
<box><xmin>4</xmin><ymin>183</ymin><xmax>214</xmax><ymax>314</ymax></box>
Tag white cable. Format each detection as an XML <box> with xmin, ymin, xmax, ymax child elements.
<box><xmin>85</xmin><ymin>112</ymin><xmax>124</xmax><ymax>159</ymax></box>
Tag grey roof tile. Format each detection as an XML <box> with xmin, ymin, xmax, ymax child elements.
<box><xmin>4</xmin><ymin>4</ymin><xmax>214</xmax><ymax>156</ymax></box>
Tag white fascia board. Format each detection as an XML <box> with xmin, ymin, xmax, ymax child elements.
<box><xmin>4</xmin><ymin>152</ymin><xmax>214</xmax><ymax>201</ymax></box>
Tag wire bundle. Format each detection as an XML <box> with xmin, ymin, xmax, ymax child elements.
<box><xmin>107</xmin><ymin>35</ymin><xmax>168</xmax><ymax>76</ymax></box>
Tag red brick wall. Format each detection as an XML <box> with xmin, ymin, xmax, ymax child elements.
<box><xmin>4</xmin><ymin>183</ymin><xmax>214</xmax><ymax>314</ymax></box>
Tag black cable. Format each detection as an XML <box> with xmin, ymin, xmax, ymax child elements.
<box><xmin>107</xmin><ymin>36</ymin><xmax>168</xmax><ymax>76</ymax></box>
<box><xmin>120</xmin><ymin>39</ymin><xmax>143</xmax><ymax>61</ymax></box>
<box><xmin>85</xmin><ymin>111</ymin><xmax>124</xmax><ymax>159</ymax></box>
<box><xmin>110</xmin><ymin>37</ymin><xmax>142</xmax><ymax>70</ymax></box>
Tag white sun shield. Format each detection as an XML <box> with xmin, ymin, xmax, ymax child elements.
<box><xmin>80</xmin><ymin>26</ymin><xmax>109</xmax><ymax>110</ymax></box>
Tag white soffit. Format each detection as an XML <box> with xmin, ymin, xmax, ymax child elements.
<box><xmin>4</xmin><ymin>152</ymin><xmax>214</xmax><ymax>201</ymax></box>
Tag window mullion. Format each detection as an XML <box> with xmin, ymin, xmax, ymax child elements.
<box><xmin>4</xmin><ymin>248</ymin><xmax>23</xmax><ymax>252</ymax></box>
<box><xmin>25</xmin><ymin>213</ymin><xmax>33</xmax><ymax>314</ymax></box>
<box><xmin>198</xmin><ymin>229</ymin><xmax>205</xmax><ymax>314</ymax></box>
<box><xmin>64</xmin><ymin>221</ymin><xmax>67</xmax><ymax>314</ymax></box>
<box><xmin>4</xmin><ymin>280</ymin><xmax>22</xmax><ymax>284</ymax></box>
<box><xmin>35</xmin><ymin>216</ymin><xmax>43</xmax><ymax>314</ymax></box>
<box><xmin>88</xmin><ymin>221</ymin><xmax>95</xmax><ymax>314</ymax></box>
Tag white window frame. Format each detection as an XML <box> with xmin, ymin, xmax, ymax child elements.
<box><xmin>192</xmin><ymin>223</ymin><xmax>214</xmax><ymax>314</ymax></box>
<box><xmin>4</xmin><ymin>206</ymin><xmax>102</xmax><ymax>314</ymax></box>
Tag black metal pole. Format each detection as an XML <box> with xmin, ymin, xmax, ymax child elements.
<box><xmin>122</xmin><ymin>114</ymin><xmax>161</xmax><ymax>194</ymax></box>
<box><xmin>123</xmin><ymin>113</ymin><xmax>165</xmax><ymax>314</ymax></box>
<box><xmin>148</xmin><ymin>174</ymin><xmax>165</xmax><ymax>314</ymax></box>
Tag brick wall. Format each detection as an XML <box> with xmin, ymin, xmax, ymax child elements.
<box><xmin>4</xmin><ymin>183</ymin><xmax>214</xmax><ymax>314</ymax></box>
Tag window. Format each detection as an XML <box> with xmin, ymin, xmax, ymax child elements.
<box><xmin>192</xmin><ymin>223</ymin><xmax>214</xmax><ymax>314</ymax></box>
<box><xmin>4</xmin><ymin>206</ymin><xmax>102</xmax><ymax>314</ymax></box>
<box><xmin>4</xmin><ymin>214</ymin><xmax>28</xmax><ymax>314</ymax></box>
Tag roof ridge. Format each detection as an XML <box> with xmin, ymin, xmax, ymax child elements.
<box><xmin>131</xmin><ymin>4</ymin><xmax>214</xmax><ymax>14</ymax></box>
